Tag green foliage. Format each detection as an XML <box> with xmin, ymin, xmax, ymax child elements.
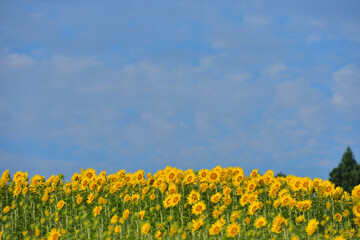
<box><xmin>329</xmin><ymin>146</ymin><xmax>360</xmax><ymax>192</ymax></box>
<box><xmin>275</xmin><ymin>172</ymin><xmax>287</xmax><ymax>177</ymax></box>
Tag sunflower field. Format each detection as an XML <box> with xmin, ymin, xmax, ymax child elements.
<box><xmin>1</xmin><ymin>167</ymin><xmax>360</xmax><ymax>240</ymax></box>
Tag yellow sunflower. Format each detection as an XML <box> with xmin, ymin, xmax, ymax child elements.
<box><xmin>187</xmin><ymin>190</ymin><xmax>200</xmax><ymax>205</ymax></box>
<box><xmin>84</xmin><ymin>168</ymin><xmax>96</xmax><ymax>180</ymax></box>
<box><xmin>352</xmin><ymin>185</ymin><xmax>360</xmax><ymax>200</ymax></box>
<box><xmin>209</xmin><ymin>220</ymin><xmax>223</xmax><ymax>235</ymax></box>
<box><xmin>171</xmin><ymin>193</ymin><xmax>181</xmax><ymax>207</ymax></box>
<box><xmin>47</xmin><ymin>228</ymin><xmax>61</xmax><ymax>240</ymax></box>
<box><xmin>305</xmin><ymin>218</ymin><xmax>319</xmax><ymax>236</ymax></box>
<box><xmin>207</xmin><ymin>170</ymin><xmax>220</xmax><ymax>183</ymax></box>
<box><xmin>191</xmin><ymin>218</ymin><xmax>203</xmax><ymax>232</ymax></box>
<box><xmin>192</xmin><ymin>201</ymin><xmax>206</xmax><ymax>215</ymax></box>
<box><xmin>333</xmin><ymin>213</ymin><xmax>342</xmax><ymax>222</ymax></box>
<box><xmin>56</xmin><ymin>200</ymin><xmax>65</xmax><ymax>210</ymax></box>
<box><xmin>141</xmin><ymin>223</ymin><xmax>150</xmax><ymax>235</ymax></box>
<box><xmin>226</xmin><ymin>222</ymin><xmax>240</xmax><ymax>238</ymax></box>
<box><xmin>93</xmin><ymin>206</ymin><xmax>102</xmax><ymax>216</ymax></box>
<box><xmin>254</xmin><ymin>216</ymin><xmax>267</xmax><ymax>228</ymax></box>
<box><xmin>210</xmin><ymin>192</ymin><xmax>222</xmax><ymax>204</ymax></box>
<box><xmin>352</xmin><ymin>203</ymin><xmax>360</xmax><ymax>218</ymax></box>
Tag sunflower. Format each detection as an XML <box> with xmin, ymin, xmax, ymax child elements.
<box><xmin>322</xmin><ymin>181</ymin><xmax>335</xmax><ymax>197</ymax></box>
<box><xmin>333</xmin><ymin>213</ymin><xmax>342</xmax><ymax>222</ymax></box>
<box><xmin>296</xmin><ymin>215</ymin><xmax>304</xmax><ymax>223</ymax></box>
<box><xmin>209</xmin><ymin>220</ymin><xmax>223</xmax><ymax>235</ymax></box>
<box><xmin>280</xmin><ymin>194</ymin><xmax>292</xmax><ymax>207</ymax></box>
<box><xmin>232</xmin><ymin>174</ymin><xmax>244</xmax><ymax>186</ymax></box>
<box><xmin>139</xmin><ymin>210</ymin><xmax>146</xmax><ymax>220</ymax></box>
<box><xmin>135</xmin><ymin>170</ymin><xmax>144</xmax><ymax>183</ymax></box>
<box><xmin>166</xmin><ymin>169</ymin><xmax>177</xmax><ymax>183</ymax></box>
<box><xmin>313</xmin><ymin>177</ymin><xmax>322</xmax><ymax>188</ymax></box>
<box><xmin>291</xmin><ymin>178</ymin><xmax>302</xmax><ymax>192</ymax></box>
<box><xmin>191</xmin><ymin>218</ymin><xmax>203</xmax><ymax>232</ymax></box>
<box><xmin>198</xmin><ymin>169</ymin><xmax>208</xmax><ymax>182</ymax></box>
<box><xmin>192</xmin><ymin>201</ymin><xmax>206</xmax><ymax>215</ymax></box>
<box><xmin>131</xmin><ymin>193</ymin><xmax>140</xmax><ymax>203</ymax></box>
<box><xmin>122</xmin><ymin>209</ymin><xmax>130</xmax><ymax>219</ymax></box>
<box><xmin>89</xmin><ymin>180</ymin><xmax>97</xmax><ymax>190</ymax></box>
<box><xmin>171</xmin><ymin>193</ymin><xmax>181</xmax><ymax>207</ymax></box>
<box><xmin>223</xmin><ymin>186</ymin><xmax>231</xmax><ymax>195</ymax></box>
<box><xmin>93</xmin><ymin>206</ymin><xmax>102</xmax><ymax>216</ymax></box>
<box><xmin>187</xmin><ymin>190</ymin><xmax>200</xmax><ymax>205</ymax></box>
<box><xmin>84</xmin><ymin>168</ymin><xmax>96</xmax><ymax>180</ymax></box>
<box><xmin>352</xmin><ymin>185</ymin><xmax>360</xmax><ymax>200</ymax></box>
<box><xmin>2</xmin><ymin>206</ymin><xmax>10</xmax><ymax>214</ymax></box>
<box><xmin>141</xmin><ymin>223</ymin><xmax>150</xmax><ymax>235</ymax></box>
<box><xmin>163</xmin><ymin>195</ymin><xmax>172</xmax><ymax>209</ymax></box>
<box><xmin>47</xmin><ymin>228</ymin><xmax>61</xmax><ymax>240</ymax></box>
<box><xmin>226</xmin><ymin>222</ymin><xmax>240</xmax><ymax>238</ymax></box>
<box><xmin>247</xmin><ymin>201</ymin><xmax>261</xmax><ymax>216</ymax></box>
<box><xmin>210</xmin><ymin>192</ymin><xmax>222</xmax><ymax>204</ymax></box>
<box><xmin>207</xmin><ymin>170</ymin><xmax>220</xmax><ymax>183</ymax></box>
<box><xmin>200</xmin><ymin>183</ymin><xmax>208</xmax><ymax>192</ymax></box>
<box><xmin>110</xmin><ymin>215</ymin><xmax>118</xmax><ymax>224</ymax></box>
<box><xmin>305</xmin><ymin>218</ymin><xmax>319</xmax><ymax>236</ymax></box>
<box><xmin>246</xmin><ymin>180</ymin><xmax>257</xmax><ymax>192</ymax></box>
<box><xmin>168</xmin><ymin>183</ymin><xmax>177</xmax><ymax>195</ymax></box>
<box><xmin>273</xmin><ymin>214</ymin><xmax>286</xmax><ymax>226</ymax></box>
<box><xmin>250</xmin><ymin>169</ymin><xmax>259</xmax><ymax>178</ymax></box>
<box><xmin>74</xmin><ymin>195</ymin><xmax>82</xmax><ymax>205</ymax></box>
<box><xmin>98</xmin><ymin>197</ymin><xmax>107</xmax><ymax>205</ymax></box>
<box><xmin>352</xmin><ymin>203</ymin><xmax>360</xmax><ymax>218</ymax></box>
<box><xmin>154</xmin><ymin>230</ymin><xmax>163</xmax><ymax>239</ymax></box>
<box><xmin>230</xmin><ymin>211</ymin><xmax>240</xmax><ymax>222</ymax></box>
<box><xmin>254</xmin><ymin>216</ymin><xmax>267</xmax><ymax>228</ymax></box>
<box><xmin>57</xmin><ymin>200</ymin><xmax>65</xmax><ymax>210</ymax></box>
<box><xmin>239</xmin><ymin>194</ymin><xmax>248</xmax><ymax>206</ymax></box>
<box><xmin>87</xmin><ymin>192</ymin><xmax>95</xmax><ymax>204</ymax></box>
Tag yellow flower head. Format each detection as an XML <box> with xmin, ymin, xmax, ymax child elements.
<box><xmin>56</xmin><ymin>200</ymin><xmax>65</xmax><ymax>210</ymax></box>
<box><xmin>210</xmin><ymin>192</ymin><xmax>222</xmax><ymax>204</ymax></box>
<box><xmin>192</xmin><ymin>201</ymin><xmax>206</xmax><ymax>215</ymax></box>
<box><xmin>47</xmin><ymin>228</ymin><xmax>61</xmax><ymax>240</ymax></box>
<box><xmin>141</xmin><ymin>223</ymin><xmax>150</xmax><ymax>235</ymax></box>
<box><xmin>352</xmin><ymin>203</ymin><xmax>360</xmax><ymax>218</ymax></box>
<box><xmin>333</xmin><ymin>213</ymin><xmax>342</xmax><ymax>222</ymax></box>
<box><xmin>254</xmin><ymin>216</ymin><xmax>267</xmax><ymax>228</ymax></box>
<box><xmin>306</xmin><ymin>219</ymin><xmax>319</xmax><ymax>236</ymax></box>
<box><xmin>187</xmin><ymin>190</ymin><xmax>200</xmax><ymax>205</ymax></box>
<box><xmin>93</xmin><ymin>206</ymin><xmax>102</xmax><ymax>217</ymax></box>
<box><xmin>209</xmin><ymin>220</ymin><xmax>223</xmax><ymax>235</ymax></box>
<box><xmin>191</xmin><ymin>218</ymin><xmax>203</xmax><ymax>232</ymax></box>
<box><xmin>226</xmin><ymin>222</ymin><xmax>240</xmax><ymax>238</ymax></box>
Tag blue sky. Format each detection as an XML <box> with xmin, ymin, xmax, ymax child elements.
<box><xmin>0</xmin><ymin>0</ymin><xmax>359</xmax><ymax>180</ymax></box>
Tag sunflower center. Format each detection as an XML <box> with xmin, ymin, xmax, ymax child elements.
<box><xmin>196</xmin><ymin>206</ymin><xmax>202</xmax><ymax>212</ymax></box>
<box><xmin>210</xmin><ymin>173</ymin><xmax>217</xmax><ymax>180</ymax></box>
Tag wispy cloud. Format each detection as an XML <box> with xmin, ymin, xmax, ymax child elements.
<box><xmin>0</xmin><ymin>0</ymin><xmax>359</xmax><ymax>180</ymax></box>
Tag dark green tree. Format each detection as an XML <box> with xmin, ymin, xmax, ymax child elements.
<box><xmin>275</xmin><ymin>172</ymin><xmax>287</xmax><ymax>178</ymax></box>
<box><xmin>329</xmin><ymin>146</ymin><xmax>360</xmax><ymax>192</ymax></box>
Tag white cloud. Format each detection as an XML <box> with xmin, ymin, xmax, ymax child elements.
<box><xmin>6</xmin><ymin>53</ymin><xmax>35</xmax><ymax>68</ymax></box>
<box><xmin>243</xmin><ymin>15</ymin><xmax>270</xmax><ymax>27</ymax></box>
<box><xmin>332</xmin><ymin>64</ymin><xmax>360</xmax><ymax>109</ymax></box>
<box><xmin>265</xmin><ymin>63</ymin><xmax>288</xmax><ymax>77</ymax></box>
<box><xmin>306</xmin><ymin>34</ymin><xmax>322</xmax><ymax>43</ymax></box>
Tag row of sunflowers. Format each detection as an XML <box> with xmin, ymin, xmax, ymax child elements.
<box><xmin>1</xmin><ymin>166</ymin><xmax>360</xmax><ymax>239</ymax></box>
